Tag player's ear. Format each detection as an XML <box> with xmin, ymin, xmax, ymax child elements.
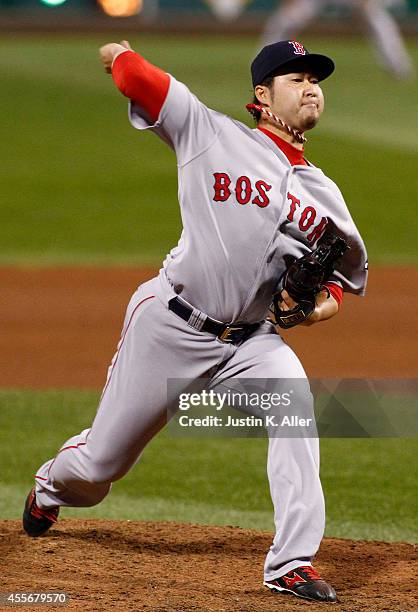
<box><xmin>254</xmin><ymin>85</ymin><xmax>269</xmax><ymax>106</ymax></box>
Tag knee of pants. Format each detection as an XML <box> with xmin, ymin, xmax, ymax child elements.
<box><xmin>84</xmin><ymin>458</ymin><xmax>131</xmax><ymax>485</ymax></box>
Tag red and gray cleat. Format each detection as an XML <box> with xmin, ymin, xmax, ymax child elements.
<box><xmin>22</xmin><ymin>487</ymin><xmax>59</xmax><ymax>537</ymax></box>
<box><xmin>264</xmin><ymin>565</ymin><xmax>337</xmax><ymax>603</ymax></box>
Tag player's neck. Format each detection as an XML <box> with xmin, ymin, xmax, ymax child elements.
<box><xmin>258</xmin><ymin>120</ymin><xmax>304</xmax><ymax>150</ymax></box>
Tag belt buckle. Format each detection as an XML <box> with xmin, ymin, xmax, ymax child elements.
<box><xmin>218</xmin><ymin>324</ymin><xmax>245</xmax><ymax>344</ymax></box>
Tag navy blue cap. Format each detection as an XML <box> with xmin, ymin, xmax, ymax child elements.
<box><xmin>251</xmin><ymin>40</ymin><xmax>335</xmax><ymax>87</ymax></box>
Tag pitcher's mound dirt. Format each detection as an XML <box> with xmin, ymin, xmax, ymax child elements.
<box><xmin>1</xmin><ymin>520</ymin><xmax>416</xmax><ymax>611</ymax></box>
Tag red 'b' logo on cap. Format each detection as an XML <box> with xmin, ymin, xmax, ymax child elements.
<box><xmin>289</xmin><ymin>40</ymin><xmax>306</xmax><ymax>55</ymax></box>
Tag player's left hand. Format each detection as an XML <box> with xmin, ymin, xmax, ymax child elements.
<box><xmin>274</xmin><ymin>288</ymin><xmax>339</xmax><ymax>326</ymax></box>
<box><xmin>99</xmin><ymin>40</ymin><xmax>132</xmax><ymax>74</ymax></box>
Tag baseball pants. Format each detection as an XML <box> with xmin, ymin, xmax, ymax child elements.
<box><xmin>34</xmin><ymin>275</ymin><xmax>325</xmax><ymax>580</ymax></box>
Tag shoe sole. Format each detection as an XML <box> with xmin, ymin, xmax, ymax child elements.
<box><xmin>264</xmin><ymin>581</ymin><xmax>337</xmax><ymax>603</ymax></box>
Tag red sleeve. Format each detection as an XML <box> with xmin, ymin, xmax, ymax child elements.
<box><xmin>111</xmin><ymin>50</ymin><xmax>170</xmax><ymax>123</ymax></box>
<box><xmin>324</xmin><ymin>282</ymin><xmax>343</xmax><ymax>306</ymax></box>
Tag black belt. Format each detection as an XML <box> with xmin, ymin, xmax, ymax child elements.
<box><xmin>168</xmin><ymin>297</ymin><xmax>261</xmax><ymax>345</ymax></box>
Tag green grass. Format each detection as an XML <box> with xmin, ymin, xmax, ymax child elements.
<box><xmin>1</xmin><ymin>390</ymin><xmax>416</xmax><ymax>542</ymax></box>
<box><xmin>0</xmin><ymin>34</ymin><xmax>417</xmax><ymax>265</ymax></box>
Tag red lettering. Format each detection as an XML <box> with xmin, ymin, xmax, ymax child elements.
<box><xmin>253</xmin><ymin>180</ymin><xmax>271</xmax><ymax>208</ymax></box>
<box><xmin>287</xmin><ymin>192</ymin><xmax>301</xmax><ymax>221</ymax></box>
<box><xmin>213</xmin><ymin>172</ymin><xmax>231</xmax><ymax>202</ymax></box>
<box><xmin>307</xmin><ymin>216</ymin><xmax>328</xmax><ymax>244</ymax></box>
<box><xmin>299</xmin><ymin>206</ymin><xmax>316</xmax><ymax>231</ymax></box>
<box><xmin>235</xmin><ymin>176</ymin><xmax>252</xmax><ymax>205</ymax></box>
<box><xmin>213</xmin><ymin>174</ymin><xmax>272</xmax><ymax>208</ymax></box>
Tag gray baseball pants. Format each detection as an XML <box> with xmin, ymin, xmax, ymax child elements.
<box><xmin>34</xmin><ymin>275</ymin><xmax>324</xmax><ymax>580</ymax></box>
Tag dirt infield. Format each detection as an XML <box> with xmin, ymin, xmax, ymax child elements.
<box><xmin>1</xmin><ymin>265</ymin><xmax>417</xmax><ymax>387</ymax></box>
<box><xmin>1</xmin><ymin>520</ymin><xmax>416</xmax><ymax>611</ymax></box>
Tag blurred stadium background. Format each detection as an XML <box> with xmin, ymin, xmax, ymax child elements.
<box><xmin>0</xmin><ymin>1</ymin><xmax>417</xmax><ymax>542</ymax></box>
<box><xmin>1</xmin><ymin>0</ymin><xmax>418</xmax><ymax>31</ymax></box>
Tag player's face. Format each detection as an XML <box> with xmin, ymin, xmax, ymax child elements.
<box><xmin>260</xmin><ymin>72</ymin><xmax>325</xmax><ymax>132</ymax></box>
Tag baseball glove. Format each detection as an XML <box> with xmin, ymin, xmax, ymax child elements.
<box><xmin>271</xmin><ymin>231</ymin><xmax>350</xmax><ymax>329</ymax></box>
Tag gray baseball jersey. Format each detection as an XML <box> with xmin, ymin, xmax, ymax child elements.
<box><xmin>130</xmin><ymin>75</ymin><xmax>367</xmax><ymax>323</ymax></box>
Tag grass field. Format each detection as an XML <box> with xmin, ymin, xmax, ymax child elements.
<box><xmin>1</xmin><ymin>391</ymin><xmax>416</xmax><ymax>542</ymax></box>
<box><xmin>1</xmin><ymin>34</ymin><xmax>417</xmax><ymax>544</ymax></box>
<box><xmin>0</xmin><ymin>34</ymin><xmax>417</xmax><ymax>264</ymax></box>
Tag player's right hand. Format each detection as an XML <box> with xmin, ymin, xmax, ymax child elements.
<box><xmin>99</xmin><ymin>40</ymin><xmax>132</xmax><ymax>73</ymax></box>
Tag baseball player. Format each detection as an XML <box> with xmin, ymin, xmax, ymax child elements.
<box><xmin>23</xmin><ymin>39</ymin><xmax>368</xmax><ymax>603</ymax></box>
<box><xmin>261</xmin><ymin>0</ymin><xmax>414</xmax><ymax>79</ymax></box>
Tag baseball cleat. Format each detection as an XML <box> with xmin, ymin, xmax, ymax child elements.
<box><xmin>22</xmin><ymin>487</ymin><xmax>59</xmax><ymax>537</ymax></box>
<box><xmin>264</xmin><ymin>565</ymin><xmax>337</xmax><ymax>603</ymax></box>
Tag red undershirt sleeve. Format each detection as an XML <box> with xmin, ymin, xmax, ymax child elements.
<box><xmin>324</xmin><ymin>282</ymin><xmax>344</xmax><ymax>306</ymax></box>
<box><xmin>111</xmin><ymin>50</ymin><xmax>170</xmax><ymax>123</ymax></box>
